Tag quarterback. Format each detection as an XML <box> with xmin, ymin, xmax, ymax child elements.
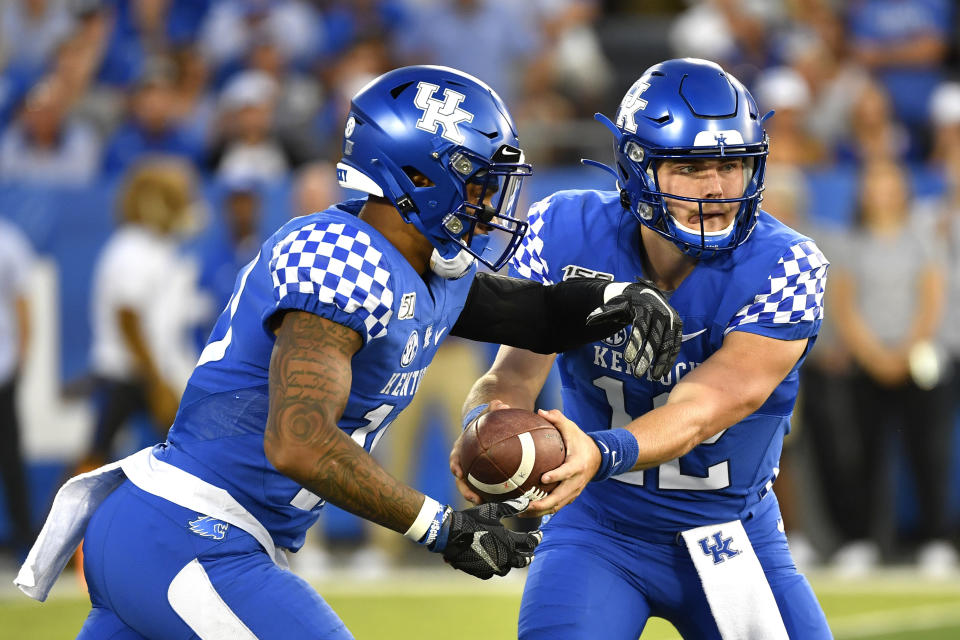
<box><xmin>459</xmin><ymin>58</ymin><xmax>833</xmax><ymax>639</ymax></box>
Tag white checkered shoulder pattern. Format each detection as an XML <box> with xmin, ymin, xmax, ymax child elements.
<box><xmin>726</xmin><ymin>240</ymin><xmax>828</xmax><ymax>334</ymax></box>
<box><xmin>510</xmin><ymin>198</ymin><xmax>554</xmax><ymax>285</ymax></box>
<box><xmin>270</xmin><ymin>222</ymin><xmax>394</xmax><ymax>342</ymax></box>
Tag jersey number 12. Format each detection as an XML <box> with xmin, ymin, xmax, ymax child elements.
<box><xmin>593</xmin><ymin>376</ymin><xmax>730</xmax><ymax>491</ymax></box>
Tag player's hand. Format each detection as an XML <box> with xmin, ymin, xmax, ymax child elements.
<box><xmin>521</xmin><ymin>408</ymin><xmax>600</xmax><ymax>518</ymax></box>
<box><xmin>451</xmin><ymin>400</ymin><xmax>511</xmax><ymax>505</ymax></box>
<box><xmin>431</xmin><ymin>498</ymin><xmax>542</xmax><ymax>580</ymax></box>
<box><xmin>588</xmin><ymin>280</ymin><xmax>682</xmax><ymax>380</ymax></box>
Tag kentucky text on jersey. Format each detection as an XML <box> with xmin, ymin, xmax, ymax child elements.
<box><xmin>592</xmin><ymin>343</ymin><xmax>700</xmax><ymax>385</ymax></box>
<box><xmin>379</xmin><ymin>366</ymin><xmax>429</xmax><ymax>396</ymax></box>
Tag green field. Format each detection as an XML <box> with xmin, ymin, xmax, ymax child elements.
<box><xmin>3</xmin><ymin>570</ymin><xmax>960</xmax><ymax>639</ymax></box>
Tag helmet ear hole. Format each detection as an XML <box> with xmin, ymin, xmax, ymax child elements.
<box><xmin>403</xmin><ymin>167</ymin><xmax>434</xmax><ymax>187</ymax></box>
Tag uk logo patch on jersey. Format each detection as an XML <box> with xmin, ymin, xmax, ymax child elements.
<box><xmin>188</xmin><ymin>515</ymin><xmax>229</xmax><ymax>541</ymax></box>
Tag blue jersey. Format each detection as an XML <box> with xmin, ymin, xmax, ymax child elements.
<box><xmin>509</xmin><ymin>190</ymin><xmax>828</xmax><ymax>539</ymax></box>
<box><xmin>156</xmin><ymin>200</ymin><xmax>474</xmax><ymax>551</ymax></box>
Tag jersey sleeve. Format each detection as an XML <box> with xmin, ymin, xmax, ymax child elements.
<box><xmin>508</xmin><ymin>197</ymin><xmax>555</xmax><ymax>285</ymax></box>
<box><xmin>267</xmin><ymin>221</ymin><xmax>394</xmax><ymax>343</ymax></box>
<box><xmin>725</xmin><ymin>239</ymin><xmax>829</xmax><ymax>340</ymax></box>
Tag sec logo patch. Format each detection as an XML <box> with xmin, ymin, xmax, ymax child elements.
<box><xmin>401</xmin><ymin>331</ymin><xmax>419</xmax><ymax>367</ymax></box>
<box><xmin>603</xmin><ymin>327</ymin><xmax>628</xmax><ymax>347</ymax></box>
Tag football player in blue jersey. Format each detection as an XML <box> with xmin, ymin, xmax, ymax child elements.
<box><xmin>16</xmin><ymin>66</ymin><xmax>683</xmax><ymax>639</ymax></box>
<box><xmin>459</xmin><ymin>58</ymin><xmax>833</xmax><ymax>639</ymax></box>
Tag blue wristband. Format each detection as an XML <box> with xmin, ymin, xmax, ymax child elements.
<box><xmin>589</xmin><ymin>428</ymin><xmax>640</xmax><ymax>482</ymax></box>
<box><xmin>462</xmin><ymin>403</ymin><xmax>489</xmax><ymax>431</ymax></box>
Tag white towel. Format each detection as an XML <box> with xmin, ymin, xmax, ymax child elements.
<box><xmin>15</xmin><ymin>459</ymin><xmax>127</xmax><ymax>601</ymax></box>
<box><xmin>680</xmin><ymin>519</ymin><xmax>789</xmax><ymax>640</ymax></box>
<box><xmin>16</xmin><ymin>446</ymin><xmax>289</xmax><ymax>602</ymax></box>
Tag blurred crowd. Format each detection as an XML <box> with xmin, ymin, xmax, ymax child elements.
<box><xmin>2</xmin><ymin>0</ymin><xmax>960</xmax><ymax>577</ymax></box>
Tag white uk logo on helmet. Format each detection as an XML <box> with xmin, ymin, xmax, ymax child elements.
<box><xmin>413</xmin><ymin>82</ymin><xmax>475</xmax><ymax>144</ymax></box>
<box><xmin>616</xmin><ymin>81</ymin><xmax>650</xmax><ymax>134</ymax></box>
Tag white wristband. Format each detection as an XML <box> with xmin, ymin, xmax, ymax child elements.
<box><xmin>404</xmin><ymin>495</ymin><xmax>443</xmax><ymax>542</ymax></box>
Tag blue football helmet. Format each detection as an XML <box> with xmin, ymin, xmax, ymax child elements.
<box><xmin>590</xmin><ymin>58</ymin><xmax>768</xmax><ymax>258</ymax></box>
<box><xmin>336</xmin><ymin>65</ymin><xmax>531</xmax><ymax>276</ymax></box>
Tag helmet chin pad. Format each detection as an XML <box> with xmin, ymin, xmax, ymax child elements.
<box><xmin>668</xmin><ymin>213</ymin><xmax>737</xmax><ymax>249</ymax></box>
<box><xmin>429</xmin><ymin>247</ymin><xmax>475</xmax><ymax>279</ymax></box>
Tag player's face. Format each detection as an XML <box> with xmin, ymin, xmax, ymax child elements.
<box><xmin>464</xmin><ymin>173</ymin><xmax>500</xmax><ymax>235</ymax></box>
<box><xmin>656</xmin><ymin>158</ymin><xmax>745</xmax><ymax>232</ymax></box>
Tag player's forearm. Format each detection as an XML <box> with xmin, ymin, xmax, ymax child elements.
<box><xmin>265</xmin><ymin>311</ymin><xmax>425</xmax><ymax>534</ymax></box>
<box><xmin>624</xmin><ymin>377</ymin><xmax>764</xmax><ymax>470</ymax></box>
<box><xmin>452</xmin><ymin>273</ymin><xmax>630</xmax><ymax>354</ymax></box>
<box><xmin>462</xmin><ymin>348</ymin><xmax>556</xmax><ymax>419</ymax></box>
<box><xmin>464</xmin><ymin>371</ymin><xmax>540</xmax><ymax>416</ymax></box>
<box><xmin>268</xmin><ymin>418</ymin><xmax>425</xmax><ymax>534</ymax></box>
<box><xmin>624</xmin><ymin>399</ymin><xmax>721</xmax><ymax>469</ymax></box>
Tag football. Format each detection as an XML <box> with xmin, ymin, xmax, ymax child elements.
<box><xmin>459</xmin><ymin>408</ymin><xmax>566</xmax><ymax>503</ymax></box>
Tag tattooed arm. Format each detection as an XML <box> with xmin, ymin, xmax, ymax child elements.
<box><xmin>263</xmin><ymin>311</ymin><xmax>425</xmax><ymax>534</ymax></box>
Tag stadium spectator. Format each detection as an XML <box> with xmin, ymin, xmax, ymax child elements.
<box><xmin>784</xmin><ymin>31</ymin><xmax>871</xmax><ymax>156</ymax></box>
<box><xmin>830</xmin><ymin>159</ymin><xmax>955</xmax><ymax>573</ymax></box>
<box><xmin>208</xmin><ymin>69</ymin><xmax>306</xmax><ymax>180</ymax></box>
<box><xmin>928</xmin><ymin>80</ymin><xmax>960</xmax><ymax>165</ymax></box>
<box><xmin>526</xmin><ymin>0</ymin><xmax>612</xmax><ymax>114</ymax></box>
<box><xmin>198</xmin><ymin>0</ymin><xmax>322</xmax><ymax>78</ymax></box>
<box><xmin>81</xmin><ymin>158</ymin><xmax>204</xmax><ymax>469</ymax></box>
<box><xmin>763</xmin><ymin>165</ymin><xmax>855</xmax><ymax>567</ymax></box>
<box><xmin>847</xmin><ymin>0</ymin><xmax>953</xmax><ymax>157</ymax></box>
<box><xmin>0</xmin><ymin>218</ymin><xmax>35</xmax><ymax>563</ymax></box>
<box><xmin>916</xmin><ymin>145</ymin><xmax>960</xmax><ymax>572</ymax></box>
<box><xmin>244</xmin><ymin>34</ymin><xmax>323</xmax><ymax>161</ymax></box>
<box><xmin>163</xmin><ymin>45</ymin><xmax>217</xmax><ymax>149</ymax></box>
<box><xmin>312</xmin><ymin>35</ymin><xmax>392</xmax><ymax>159</ymax></box>
<box><xmin>190</xmin><ymin>174</ymin><xmax>264</xmax><ymax>333</ymax></box>
<box><xmin>460</xmin><ymin>58</ymin><xmax>831</xmax><ymax>638</ymax></box>
<box><xmin>95</xmin><ymin>0</ymin><xmax>212</xmax><ymax>89</ymax></box>
<box><xmin>669</xmin><ymin>0</ymin><xmax>784</xmax><ymax>87</ymax></box>
<box><xmin>835</xmin><ymin>79</ymin><xmax>912</xmax><ymax>165</ymax></box>
<box><xmin>292</xmin><ymin>160</ymin><xmax>341</xmax><ymax>217</ymax></box>
<box><xmin>0</xmin><ymin>78</ymin><xmax>101</xmax><ymax>184</ymax></box>
<box><xmin>752</xmin><ymin>65</ymin><xmax>825</xmax><ymax>168</ymax></box>
<box><xmin>102</xmin><ymin>59</ymin><xmax>205</xmax><ymax>176</ymax></box>
<box><xmin>394</xmin><ymin>0</ymin><xmax>543</xmax><ymax>106</ymax></box>
<box><xmin>0</xmin><ymin>0</ymin><xmax>75</xmax><ymax>78</ymax></box>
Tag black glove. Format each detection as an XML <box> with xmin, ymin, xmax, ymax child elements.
<box><xmin>431</xmin><ymin>498</ymin><xmax>542</xmax><ymax>580</ymax></box>
<box><xmin>587</xmin><ymin>280</ymin><xmax>682</xmax><ymax>380</ymax></box>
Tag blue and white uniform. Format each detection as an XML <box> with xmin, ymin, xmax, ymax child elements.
<box><xmin>510</xmin><ymin>190</ymin><xmax>832</xmax><ymax>639</ymax></box>
<box><xmin>78</xmin><ymin>201</ymin><xmax>475</xmax><ymax>639</ymax></box>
